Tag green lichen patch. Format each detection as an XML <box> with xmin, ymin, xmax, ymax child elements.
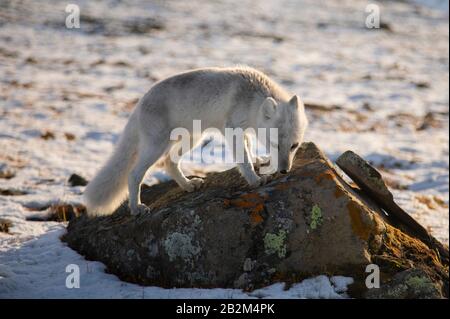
<box><xmin>310</xmin><ymin>204</ymin><xmax>323</xmax><ymax>230</ymax></box>
<box><xmin>365</xmin><ymin>268</ymin><xmax>444</xmax><ymax>299</ymax></box>
<box><xmin>405</xmin><ymin>275</ymin><xmax>437</xmax><ymax>296</ymax></box>
<box><xmin>264</xmin><ymin>230</ymin><xmax>287</xmax><ymax>258</ymax></box>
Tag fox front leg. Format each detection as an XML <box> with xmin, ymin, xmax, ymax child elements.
<box><xmin>244</xmin><ymin>135</ymin><xmax>271</xmax><ymax>171</ymax></box>
<box><xmin>234</xmin><ymin>135</ymin><xmax>271</xmax><ymax>188</ymax></box>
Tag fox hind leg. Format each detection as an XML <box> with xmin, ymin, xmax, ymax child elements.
<box><xmin>128</xmin><ymin>141</ymin><xmax>167</xmax><ymax>215</ymax></box>
<box><xmin>164</xmin><ymin>139</ymin><xmax>204</xmax><ymax>192</ymax></box>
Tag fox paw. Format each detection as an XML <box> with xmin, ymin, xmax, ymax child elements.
<box><xmin>254</xmin><ymin>155</ymin><xmax>271</xmax><ymax>169</ymax></box>
<box><xmin>248</xmin><ymin>175</ymin><xmax>272</xmax><ymax>188</ymax></box>
<box><xmin>183</xmin><ymin>177</ymin><xmax>204</xmax><ymax>192</ymax></box>
<box><xmin>131</xmin><ymin>204</ymin><xmax>151</xmax><ymax>216</ymax></box>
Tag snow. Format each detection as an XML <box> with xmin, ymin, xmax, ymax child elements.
<box><xmin>0</xmin><ymin>224</ymin><xmax>352</xmax><ymax>298</ymax></box>
<box><xmin>0</xmin><ymin>0</ymin><xmax>448</xmax><ymax>298</ymax></box>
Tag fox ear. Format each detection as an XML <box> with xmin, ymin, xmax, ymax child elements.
<box><xmin>262</xmin><ymin>97</ymin><xmax>277</xmax><ymax>119</ymax></box>
<box><xmin>289</xmin><ymin>95</ymin><xmax>299</xmax><ymax>108</ymax></box>
<box><xmin>289</xmin><ymin>95</ymin><xmax>305</xmax><ymax>112</ymax></box>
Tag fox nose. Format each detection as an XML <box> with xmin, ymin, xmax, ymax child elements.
<box><xmin>280</xmin><ymin>169</ymin><xmax>288</xmax><ymax>174</ymax></box>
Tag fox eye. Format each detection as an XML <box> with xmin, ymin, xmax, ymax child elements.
<box><xmin>290</xmin><ymin>143</ymin><xmax>299</xmax><ymax>151</ymax></box>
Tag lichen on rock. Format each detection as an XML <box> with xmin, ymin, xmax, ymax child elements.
<box><xmin>405</xmin><ymin>275</ymin><xmax>437</xmax><ymax>297</ymax></box>
<box><xmin>163</xmin><ymin>232</ymin><xmax>201</xmax><ymax>263</ymax></box>
<box><xmin>264</xmin><ymin>230</ymin><xmax>287</xmax><ymax>258</ymax></box>
<box><xmin>365</xmin><ymin>268</ymin><xmax>444</xmax><ymax>299</ymax></box>
<box><xmin>310</xmin><ymin>204</ymin><xmax>323</xmax><ymax>230</ymax></box>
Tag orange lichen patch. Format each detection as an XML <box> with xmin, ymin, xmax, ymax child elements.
<box><xmin>252</xmin><ymin>203</ymin><xmax>264</xmax><ymax>214</ymax></box>
<box><xmin>224</xmin><ymin>192</ymin><xmax>267</xmax><ymax>226</ymax></box>
<box><xmin>224</xmin><ymin>192</ymin><xmax>267</xmax><ymax>208</ymax></box>
<box><xmin>240</xmin><ymin>192</ymin><xmax>269</xmax><ymax>200</ymax></box>
<box><xmin>348</xmin><ymin>201</ymin><xmax>372</xmax><ymax>241</ymax></box>
<box><xmin>314</xmin><ymin>170</ymin><xmax>336</xmax><ymax>184</ymax></box>
<box><xmin>228</xmin><ymin>199</ymin><xmax>258</xmax><ymax>209</ymax></box>
<box><xmin>250</xmin><ymin>209</ymin><xmax>264</xmax><ymax>225</ymax></box>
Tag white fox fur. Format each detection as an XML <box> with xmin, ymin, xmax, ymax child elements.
<box><xmin>83</xmin><ymin>109</ymin><xmax>140</xmax><ymax>216</ymax></box>
<box><xmin>83</xmin><ymin>66</ymin><xmax>308</xmax><ymax>216</ymax></box>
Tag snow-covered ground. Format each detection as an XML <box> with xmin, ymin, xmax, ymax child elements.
<box><xmin>0</xmin><ymin>0</ymin><xmax>448</xmax><ymax>298</ymax></box>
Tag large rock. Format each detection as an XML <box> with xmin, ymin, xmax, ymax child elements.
<box><xmin>62</xmin><ymin>143</ymin><xmax>448</xmax><ymax>297</ymax></box>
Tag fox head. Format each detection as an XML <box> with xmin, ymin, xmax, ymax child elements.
<box><xmin>256</xmin><ymin>95</ymin><xmax>308</xmax><ymax>174</ymax></box>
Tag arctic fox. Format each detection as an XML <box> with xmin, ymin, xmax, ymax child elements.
<box><xmin>83</xmin><ymin>66</ymin><xmax>308</xmax><ymax>216</ymax></box>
